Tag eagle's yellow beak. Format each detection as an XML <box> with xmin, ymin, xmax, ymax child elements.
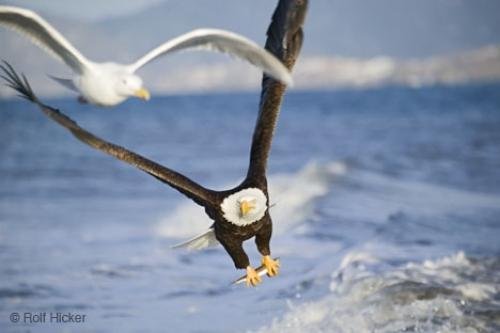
<box><xmin>240</xmin><ymin>200</ymin><xmax>256</xmax><ymax>217</ymax></box>
<box><xmin>134</xmin><ymin>87</ymin><xmax>150</xmax><ymax>101</ymax></box>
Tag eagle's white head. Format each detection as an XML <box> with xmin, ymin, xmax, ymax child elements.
<box><xmin>220</xmin><ymin>188</ymin><xmax>267</xmax><ymax>226</ymax></box>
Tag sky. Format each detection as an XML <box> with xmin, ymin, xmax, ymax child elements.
<box><xmin>0</xmin><ymin>0</ymin><xmax>165</xmax><ymax>20</ymax></box>
<box><xmin>2</xmin><ymin>0</ymin><xmax>500</xmax><ymax>58</ymax></box>
<box><xmin>1</xmin><ymin>0</ymin><xmax>500</xmax><ymax>97</ymax></box>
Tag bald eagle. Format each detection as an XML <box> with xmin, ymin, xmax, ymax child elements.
<box><xmin>0</xmin><ymin>0</ymin><xmax>308</xmax><ymax>287</ymax></box>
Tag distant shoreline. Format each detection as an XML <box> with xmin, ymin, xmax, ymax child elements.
<box><xmin>2</xmin><ymin>46</ymin><xmax>500</xmax><ymax>99</ymax></box>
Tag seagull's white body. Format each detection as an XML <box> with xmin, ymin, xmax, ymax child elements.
<box><xmin>0</xmin><ymin>6</ymin><xmax>293</xmax><ymax>106</ymax></box>
<box><xmin>74</xmin><ymin>63</ymin><xmax>139</xmax><ymax>106</ymax></box>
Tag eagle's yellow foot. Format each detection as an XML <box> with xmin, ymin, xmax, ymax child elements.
<box><xmin>262</xmin><ymin>255</ymin><xmax>280</xmax><ymax>277</ymax></box>
<box><xmin>246</xmin><ymin>266</ymin><xmax>262</xmax><ymax>287</ymax></box>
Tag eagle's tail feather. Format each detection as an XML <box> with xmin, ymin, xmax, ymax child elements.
<box><xmin>171</xmin><ymin>228</ymin><xmax>219</xmax><ymax>251</ymax></box>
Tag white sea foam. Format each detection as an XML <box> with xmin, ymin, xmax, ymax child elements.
<box><xmin>155</xmin><ymin>161</ymin><xmax>346</xmax><ymax>239</ymax></box>
<box><xmin>255</xmin><ymin>252</ymin><xmax>498</xmax><ymax>333</ymax></box>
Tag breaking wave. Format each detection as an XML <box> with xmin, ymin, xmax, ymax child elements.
<box><xmin>256</xmin><ymin>251</ymin><xmax>500</xmax><ymax>333</ymax></box>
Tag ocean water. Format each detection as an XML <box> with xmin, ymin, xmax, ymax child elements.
<box><xmin>0</xmin><ymin>84</ymin><xmax>499</xmax><ymax>332</ymax></box>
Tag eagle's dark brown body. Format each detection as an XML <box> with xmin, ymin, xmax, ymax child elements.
<box><xmin>205</xmin><ymin>0</ymin><xmax>307</xmax><ymax>269</ymax></box>
<box><xmin>207</xmin><ymin>179</ymin><xmax>273</xmax><ymax>269</ymax></box>
<box><xmin>0</xmin><ymin>0</ymin><xmax>308</xmax><ymax>280</ymax></box>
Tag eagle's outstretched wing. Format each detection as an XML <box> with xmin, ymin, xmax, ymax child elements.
<box><xmin>246</xmin><ymin>0</ymin><xmax>307</xmax><ymax>180</ymax></box>
<box><xmin>0</xmin><ymin>61</ymin><xmax>214</xmax><ymax>207</ymax></box>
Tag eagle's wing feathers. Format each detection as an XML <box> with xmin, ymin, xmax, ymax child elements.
<box><xmin>0</xmin><ymin>61</ymin><xmax>214</xmax><ymax>207</ymax></box>
<box><xmin>246</xmin><ymin>0</ymin><xmax>307</xmax><ymax>180</ymax></box>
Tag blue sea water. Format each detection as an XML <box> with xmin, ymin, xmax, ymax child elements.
<box><xmin>0</xmin><ymin>84</ymin><xmax>499</xmax><ymax>332</ymax></box>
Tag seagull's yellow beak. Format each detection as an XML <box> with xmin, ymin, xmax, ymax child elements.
<box><xmin>240</xmin><ymin>200</ymin><xmax>256</xmax><ymax>217</ymax></box>
<box><xmin>134</xmin><ymin>87</ymin><xmax>150</xmax><ymax>101</ymax></box>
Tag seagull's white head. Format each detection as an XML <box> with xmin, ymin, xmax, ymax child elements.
<box><xmin>114</xmin><ymin>74</ymin><xmax>150</xmax><ymax>101</ymax></box>
<box><xmin>76</xmin><ymin>63</ymin><xmax>151</xmax><ymax>106</ymax></box>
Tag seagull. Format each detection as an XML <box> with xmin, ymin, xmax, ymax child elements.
<box><xmin>0</xmin><ymin>5</ymin><xmax>293</xmax><ymax>106</ymax></box>
<box><xmin>0</xmin><ymin>0</ymin><xmax>307</xmax><ymax>287</ymax></box>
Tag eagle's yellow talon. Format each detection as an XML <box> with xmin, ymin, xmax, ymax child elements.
<box><xmin>262</xmin><ymin>255</ymin><xmax>280</xmax><ymax>277</ymax></box>
<box><xmin>246</xmin><ymin>266</ymin><xmax>262</xmax><ymax>287</ymax></box>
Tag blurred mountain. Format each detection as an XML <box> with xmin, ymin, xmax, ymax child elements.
<box><xmin>294</xmin><ymin>45</ymin><xmax>500</xmax><ymax>89</ymax></box>
<box><xmin>1</xmin><ymin>0</ymin><xmax>500</xmax><ymax>97</ymax></box>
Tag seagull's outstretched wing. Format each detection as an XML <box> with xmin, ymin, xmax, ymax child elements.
<box><xmin>0</xmin><ymin>62</ymin><xmax>215</xmax><ymax>207</ymax></box>
<box><xmin>246</xmin><ymin>0</ymin><xmax>307</xmax><ymax>180</ymax></box>
<box><xmin>0</xmin><ymin>6</ymin><xmax>91</xmax><ymax>74</ymax></box>
<box><xmin>127</xmin><ymin>28</ymin><xmax>293</xmax><ymax>86</ymax></box>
